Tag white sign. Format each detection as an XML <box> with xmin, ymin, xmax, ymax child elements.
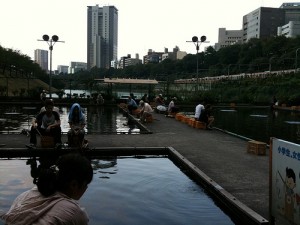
<box><xmin>271</xmin><ymin>138</ymin><xmax>300</xmax><ymax>225</ymax></box>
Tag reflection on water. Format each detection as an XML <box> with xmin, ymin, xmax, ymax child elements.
<box><xmin>0</xmin><ymin>106</ymin><xmax>140</xmax><ymax>134</ymax></box>
<box><xmin>212</xmin><ymin>107</ymin><xmax>300</xmax><ymax>144</ymax></box>
<box><xmin>0</xmin><ymin>158</ymin><xmax>235</xmax><ymax>225</ymax></box>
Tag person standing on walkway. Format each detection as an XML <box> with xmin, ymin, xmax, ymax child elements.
<box><xmin>0</xmin><ymin>153</ymin><xmax>93</xmax><ymax>225</ymax></box>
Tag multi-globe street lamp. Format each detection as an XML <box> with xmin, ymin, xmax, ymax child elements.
<box><xmin>186</xmin><ymin>36</ymin><xmax>209</xmax><ymax>91</ymax></box>
<box><xmin>38</xmin><ymin>35</ymin><xmax>64</xmax><ymax>98</ymax></box>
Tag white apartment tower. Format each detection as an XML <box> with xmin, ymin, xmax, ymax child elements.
<box><xmin>34</xmin><ymin>49</ymin><xmax>48</xmax><ymax>71</ymax></box>
<box><xmin>87</xmin><ymin>5</ymin><xmax>118</xmax><ymax>70</ymax></box>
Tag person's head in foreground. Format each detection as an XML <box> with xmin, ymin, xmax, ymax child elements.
<box><xmin>1</xmin><ymin>153</ymin><xmax>94</xmax><ymax>225</ymax></box>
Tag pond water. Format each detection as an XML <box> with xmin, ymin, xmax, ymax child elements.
<box><xmin>1</xmin><ymin>104</ymin><xmax>300</xmax><ymax>145</ymax></box>
<box><xmin>212</xmin><ymin>107</ymin><xmax>300</xmax><ymax>144</ymax></box>
<box><xmin>0</xmin><ymin>106</ymin><xmax>140</xmax><ymax>134</ymax></box>
<box><xmin>184</xmin><ymin>106</ymin><xmax>300</xmax><ymax>145</ymax></box>
<box><xmin>0</xmin><ymin>157</ymin><xmax>235</xmax><ymax>225</ymax></box>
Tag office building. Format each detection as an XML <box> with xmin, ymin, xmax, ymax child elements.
<box><xmin>69</xmin><ymin>62</ymin><xmax>87</xmax><ymax>74</ymax></box>
<box><xmin>280</xmin><ymin>2</ymin><xmax>300</xmax><ymax>23</ymax></box>
<box><xmin>242</xmin><ymin>7</ymin><xmax>285</xmax><ymax>42</ymax></box>
<box><xmin>87</xmin><ymin>5</ymin><xmax>118</xmax><ymax>70</ymax></box>
<box><xmin>34</xmin><ymin>49</ymin><xmax>48</xmax><ymax>71</ymax></box>
<box><xmin>278</xmin><ymin>3</ymin><xmax>300</xmax><ymax>37</ymax></box>
<box><xmin>118</xmin><ymin>54</ymin><xmax>142</xmax><ymax>69</ymax></box>
<box><xmin>215</xmin><ymin>28</ymin><xmax>243</xmax><ymax>51</ymax></box>
<box><xmin>161</xmin><ymin>46</ymin><xmax>187</xmax><ymax>61</ymax></box>
<box><xmin>57</xmin><ymin>65</ymin><xmax>69</xmax><ymax>74</ymax></box>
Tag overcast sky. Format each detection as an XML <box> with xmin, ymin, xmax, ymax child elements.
<box><xmin>0</xmin><ymin>0</ymin><xmax>286</xmax><ymax>69</ymax></box>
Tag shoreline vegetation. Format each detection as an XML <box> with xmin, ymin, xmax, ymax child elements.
<box><xmin>1</xmin><ymin>71</ymin><xmax>300</xmax><ymax>109</ymax></box>
<box><xmin>2</xmin><ymin>36</ymin><xmax>300</xmax><ymax>107</ymax></box>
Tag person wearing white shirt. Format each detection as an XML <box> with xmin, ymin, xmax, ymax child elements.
<box><xmin>139</xmin><ymin>100</ymin><xmax>153</xmax><ymax>123</ymax></box>
<box><xmin>194</xmin><ymin>103</ymin><xmax>205</xmax><ymax>121</ymax></box>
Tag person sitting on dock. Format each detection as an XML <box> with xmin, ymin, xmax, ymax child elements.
<box><xmin>155</xmin><ymin>94</ymin><xmax>165</xmax><ymax>107</ymax></box>
<box><xmin>141</xmin><ymin>93</ymin><xmax>149</xmax><ymax>103</ymax></box>
<box><xmin>29</xmin><ymin>99</ymin><xmax>62</xmax><ymax>148</ymax></box>
<box><xmin>40</xmin><ymin>89</ymin><xmax>47</xmax><ymax>103</ymax></box>
<box><xmin>127</xmin><ymin>95</ymin><xmax>138</xmax><ymax>114</ymax></box>
<box><xmin>194</xmin><ymin>102</ymin><xmax>205</xmax><ymax>121</ymax></box>
<box><xmin>167</xmin><ymin>97</ymin><xmax>179</xmax><ymax>116</ymax></box>
<box><xmin>39</xmin><ymin>99</ymin><xmax>60</xmax><ymax>113</ymax></box>
<box><xmin>139</xmin><ymin>100</ymin><xmax>154</xmax><ymax>123</ymax></box>
<box><xmin>155</xmin><ymin>94</ymin><xmax>167</xmax><ymax>113</ymax></box>
<box><xmin>96</xmin><ymin>93</ymin><xmax>104</xmax><ymax>105</ymax></box>
<box><xmin>199</xmin><ymin>104</ymin><xmax>214</xmax><ymax>130</ymax></box>
<box><xmin>68</xmin><ymin>103</ymin><xmax>86</xmax><ymax>147</ymax></box>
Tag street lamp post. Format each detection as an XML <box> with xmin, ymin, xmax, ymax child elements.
<box><xmin>295</xmin><ymin>48</ymin><xmax>300</xmax><ymax>71</ymax></box>
<box><xmin>38</xmin><ymin>35</ymin><xmax>64</xmax><ymax>98</ymax></box>
<box><xmin>186</xmin><ymin>36</ymin><xmax>209</xmax><ymax>91</ymax></box>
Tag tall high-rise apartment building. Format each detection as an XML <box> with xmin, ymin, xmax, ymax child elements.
<box><xmin>34</xmin><ymin>49</ymin><xmax>48</xmax><ymax>71</ymax></box>
<box><xmin>87</xmin><ymin>5</ymin><xmax>118</xmax><ymax>70</ymax></box>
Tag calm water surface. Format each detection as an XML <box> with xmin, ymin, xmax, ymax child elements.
<box><xmin>1</xmin><ymin>104</ymin><xmax>299</xmax><ymax>144</ymax></box>
<box><xmin>0</xmin><ymin>106</ymin><xmax>140</xmax><ymax>134</ymax></box>
<box><xmin>213</xmin><ymin>107</ymin><xmax>300</xmax><ymax>144</ymax></box>
<box><xmin>0</xmin><ymin>157</ymin><xmax>235</xmax><ymax>225</ymax></box>
<box><xmin>185</xmin><ymin>107</ymin><xmax>300</xmax><ymax>144</ymax></box>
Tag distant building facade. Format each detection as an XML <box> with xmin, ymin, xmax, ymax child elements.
<box><xmin>143</xmin><ymin>49</ymin><xmax>164</xmax><ymax>64</ymax></box>
<box><xmin>34</xmin><ymin>49</ymin><xmax>48</xmax><ymax>71</ymax></box>
<box><xmin>161</xmin><ymin>46</ymin><xmax>187</xmax><ymax>61</ymax></box>
<box><xmin>87</xmin><ymin>5</ymin><xmax>118</xmax><ymax>70</ymax></box>
<box><xmin>242</xmin><ymin>7</ymin><xmax>285</xmax><ymax>42</ymax></box>
<box><xmin>278</xmin><ymin>3</ymin><xmax>300</xmax><ymax>37</ymax></box>
<box><xmin>69</xmin><ymin>62</ymin><xmax>87</xmax><ymax>74</ymax></box>
<box><xmin>118</xmin><ymin>54</ymin><xmax>142</xmax><ymax>69</ymax></box>
<box><xmin>280</xmin><ymin>2</ymin><xmax>300</xmax><ymax>23</ymax></box>
<box><xmin>57</xmin><ymin>65</ymin><xmax>69</xmax><ymax>74</ymax></box>
<box><xmin>214</xmin><ymin>28</ymin><xmax>243</xmax><ymax>51</ymax></box>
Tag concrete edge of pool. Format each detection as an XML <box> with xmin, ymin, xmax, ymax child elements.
<box><xmin>0</xmin><ymin>146</ymin><xmax>268</xmax><ymax>225</ymax></box>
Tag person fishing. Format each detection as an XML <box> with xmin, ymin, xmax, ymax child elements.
<box><xmin>29</xmin><ymin>99</ymin><xmax>62</xmax><ymax>148</ymax></box>
<box><xmin>68</xmin><ymin>103</ymin><xmax>86</xmax><ymax>147</ymax></box>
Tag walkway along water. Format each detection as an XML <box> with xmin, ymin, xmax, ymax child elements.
<box><xmin>0</xmin><ymin>112</ymin><xmax>270</xmax><ymax>224</ymax></box>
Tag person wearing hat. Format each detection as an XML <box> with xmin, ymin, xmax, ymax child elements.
<box><xmin>155</xmin><ymin>94</ymin><xmax>165</xmax><ymax>107</ymax></box>
<box><xmin>139</xmin><ymin>100</ymin><xmax>153</xmax><ymax>123</ymax></box>
<box><xmin>167</xmin><ymin>97</ymin><xmax>179</xmax><ymax>115</ymax></box>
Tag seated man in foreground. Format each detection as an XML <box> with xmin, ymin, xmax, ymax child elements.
<box><xmin>29</xmin><ymin>99</ymin><xmax>62</xmax><ymax>147</ymax></box>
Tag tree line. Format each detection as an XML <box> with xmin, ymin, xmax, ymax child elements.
<box><xmin>1</xmin><ymin>36</ymin><xmax>300</xmax><ymax>105</ymax></box>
